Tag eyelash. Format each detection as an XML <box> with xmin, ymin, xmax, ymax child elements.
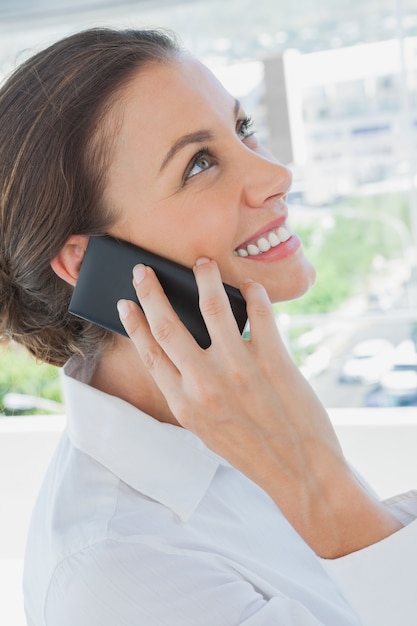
<box><xmin>182</xmin><ymin>116</ymin><xmax>256</xmax><ymax>185</ymax></box>
<box><xmin>238</xmin><ymin>116</ymin><xmax>255</xmax><ymax>139</ymax></box>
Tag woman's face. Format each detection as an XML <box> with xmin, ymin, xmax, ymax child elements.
<box><xmin>105</xmin><ymin>54</ymin><xmax>315</xmax><ymax>303</ymax></box>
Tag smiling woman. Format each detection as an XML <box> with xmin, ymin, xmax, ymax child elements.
<box><xmin>98</xmin><ymin>53</ymin><xmax>314</xmax><ymax>304</ymax></box>
<box><xmin>0</xmin><ymin>27</ymin><xmax>415</xmax><ymax>626</ymax></box>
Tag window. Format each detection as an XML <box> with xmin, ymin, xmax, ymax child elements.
<box><xmin>0</xmin><ymin>0</ymin><xmax>416</xmax><ymax>412</ymax></box>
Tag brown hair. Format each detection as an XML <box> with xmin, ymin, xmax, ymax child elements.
<box><xmin>0</xmin><ymin>28</ymin><xmax>180</xmax><ymax>366</ymax></box>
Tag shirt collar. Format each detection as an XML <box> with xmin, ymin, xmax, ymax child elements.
<box><xmin>62</xmin><ymin>357</ymin><xmax>222</xmax><ymax>522</ymax></box>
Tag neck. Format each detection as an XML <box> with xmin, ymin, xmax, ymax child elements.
<box><xmin>90</xmin><ymin>335</ymin><xmax>180</xmax><ymax>426</ymax></box>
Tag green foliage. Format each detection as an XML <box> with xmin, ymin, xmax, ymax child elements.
<box><xmin>347</xmin><ymin>191</ymin><xmax>411</xmax><ymax>228</ymax></box>
<box><xmin>277</xmin><ymin>195</ymin><xmax>409</xmax><ymax>316</ymax></box>
<box><xmin>275</xmin><ymin>194</ymin><xmax>412</xmax><ymax>365</ymax></box>
<box><xmin>0</xmin><ymin>344</ymin><xmax>62</xmax><ymax>416</ymax></box>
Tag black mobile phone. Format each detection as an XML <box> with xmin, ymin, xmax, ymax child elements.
<box><xmin>68</xmin><ymin>235</ymin><xmax>247</xmax><ymax>349</ymax></box>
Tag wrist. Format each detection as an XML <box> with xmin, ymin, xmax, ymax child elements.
<box><xmin>317</xmin><ymin>466</ymin><xmax>404</xmax><ymax>559</ymax></box>
<box><xmin>295</xmin><ymin>462</ymin><xmax>403</xmax><ymax>559</ymax></box>
<box><xmin>262</xmin><ymin>449</ymin><xmax>403</xmax><ymax>559</ymax></box>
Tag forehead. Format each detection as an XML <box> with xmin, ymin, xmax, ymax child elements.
<box><xmin>110</xmin><ymin>54</ymin><xmax>235</xmax><ymax>150</ymax></box>
<box><xmin>102</xmin><ymin>55</ymin><xmax>235</xmax><ymax>206</ymax></box>
<box><xmin>102</xmin><ymin>55</ymin><xmax>237</xmax><ymax>208</ymax></box>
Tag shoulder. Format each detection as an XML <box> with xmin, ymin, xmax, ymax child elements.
<box><xmin>42</xmin><ymin>537</ymin><xmax>270</xmax><ymax>626</ymax></box>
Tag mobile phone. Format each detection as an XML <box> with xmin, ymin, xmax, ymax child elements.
<box><xmin>68</xmin><ymin>235</ymin><xmax>247</xmax><ymax>349</ymax></box>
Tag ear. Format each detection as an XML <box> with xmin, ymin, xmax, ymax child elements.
<box><xmin>50</xmin><ymin>235</ymin><xmax>90</xmax><ymax>287</ymax></box>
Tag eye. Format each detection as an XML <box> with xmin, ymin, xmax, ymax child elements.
<box><xmin>183</xmin><ymin>148</ymin><xmax>215</xmax><ymax>183</ymax></box>
<box><xmin>237</xmin><ymin>116</ymin><xmax>255</xmax><ymax>141</ymax></box>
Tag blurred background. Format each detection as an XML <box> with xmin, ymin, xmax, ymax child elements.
<box><xmin>1</xmin><ymin>2</ymin><xmax>417</xmax><ymax>624</ymax></box>
<box><xmin>1</xmin><ymin>0</ymin><xmax>417</xmax><ymax>409</ymax></box>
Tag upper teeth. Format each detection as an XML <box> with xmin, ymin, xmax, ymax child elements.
<box><xmin>234</xmin><ymin>225</ymin><xmax>291</xmax><ymax>257</ymax></box>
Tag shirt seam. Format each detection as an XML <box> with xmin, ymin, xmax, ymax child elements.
<box><xmin>42</xmin><ymin>478</ymin><xmax>121</xmax><ymax>626</ymax></box>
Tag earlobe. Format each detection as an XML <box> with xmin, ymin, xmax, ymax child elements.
<box><xmin>50</xmin><ymin>235</ymin><xmax>90</xmax><ymax>287</ymax></box>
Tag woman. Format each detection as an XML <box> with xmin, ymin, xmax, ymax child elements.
<box><xmin>0</xmin><ymin>28</ymin><xmax>415</xmax><ymax>626</ymax></box>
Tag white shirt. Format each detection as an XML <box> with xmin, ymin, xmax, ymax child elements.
<box><xmin>23</xmin><ymin>357</ymin><xmax>417</xmax><ymax>625</ymax></box>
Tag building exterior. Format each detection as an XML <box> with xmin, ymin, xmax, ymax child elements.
<box><xmin>213</xmin><ymin>37</ymin><xmax>417</xmax><ymax>205</ymax></box>
<box><xmin>264</xmin><ymin>38</ymin><xmax>417</xmax><ymax>204</ymax></box>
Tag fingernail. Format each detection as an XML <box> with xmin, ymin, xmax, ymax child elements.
<box><xmin>133</xmin><ymin>264</ymin><xmax>146</xmax><ymax>284</ymax></box>
<box><xmin>117</xmin><ymin>299</ymin><xmax>132</xmax><ymax>319</ymax></box>
<box><xmin>194</xmin><ymin>257</ymin><xmax>211</xmax><ymax>267</ymax></box>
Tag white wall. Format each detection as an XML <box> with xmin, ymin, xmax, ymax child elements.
<box><xmin>1</xmin><ymin>408</ymin><xmax>417</xmax><ymax>625</ymax></box>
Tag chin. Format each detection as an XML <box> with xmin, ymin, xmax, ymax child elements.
<box><xmin>269</xmin><ymin>258</ymin><xmax>316</xmax><ymax>304</ymax></box>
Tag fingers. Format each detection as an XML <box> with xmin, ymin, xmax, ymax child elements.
<box><xmin>192</xmin><ymin>258</ymin><xmax>245</xmax><ymax>346</ymax></box>
<box><xmin>121</xmin><ymin>258</ymin><xmax>287</xmax><ymax>359</ymax></box>
<box><xmin>240</xmin><ymin>279</ymin><xmax>288</xmax><ymax>356</ymax></box>
<box><xmin>119</xmin><ymin>256</ymin><xmax>290</xmax><ymax>378</ymax></box>
<box><xmin>117</xmin><ymin>297</ymin><xmax>181</xmax><ymax>390</ymax></box>
<box><xmin>119</xmin><ymin>264</ymin><xmax>202</xmax><ymax>371</ymax></box>
<box><xmin>192</xmin><ymin>258</ymin><xmax>290</xmax><ymax>366</ymax></box>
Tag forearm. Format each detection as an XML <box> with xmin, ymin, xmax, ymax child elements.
<box><xmin>259</xmin><ymin>444</ymin><xmax>403</xmax><ymax>559</ymax></box>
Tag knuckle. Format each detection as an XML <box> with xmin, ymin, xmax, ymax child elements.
<box><xmin>123</xmin><ymin>319</ymin><xmax>141</xmax><ymax>338</ymax></box>
<box><xmin>152</xmin><ymin>317</ymin><xmax>174</xmax><ymax>344</ymax></box>
<box><xmin>141</xmin><ymin>345</ymin><xmax>162</xmax><ymax>373</ymax></box>
<box><xmin>135</xmin><ymin>281</ymin><xmax>153</xmax><ymax>302</ymax></box>
<box><xmin>250</xmin><ymin>301</ymin><xmax>271</xmax><ymax>318</ymax></box>
<box><xmin>245</xmin><ymin>283</ymin><xmax>272</xmax><ymax>318</ymax></box>
<box><xmin>199</xmin><ymin>295</ymin><xmax>225</xmax><ymax>318</ymax></box>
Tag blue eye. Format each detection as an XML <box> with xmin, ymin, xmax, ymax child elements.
<box><xmin>184</xmin><ymin>149</ymin><xmax>214</xmax><ymax>182</ymax></box>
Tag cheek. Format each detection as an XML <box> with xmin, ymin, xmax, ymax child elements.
<box><xmin>167</xmin><ymin>196</ymin><xmax>237</xmax><ymax>257</ymax></box>
<box><xmin>111</xmin><ymin>183</ymin><xmax>238</xmax><ymax>267</ymax></box>
<box><xmin>179</xmin><ymin>217</ymin><xmax>235</xmax><ymax>265</ymax></box>
<box><xmin>125</xmin><ymin>210</ymin><xmax>233</xmax><ymax>269</ymax></box>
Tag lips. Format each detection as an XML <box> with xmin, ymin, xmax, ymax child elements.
<box><xmin>234</xmin><ymin>223</ymin><xmax>292</xmax><ymax>257</ymax></box>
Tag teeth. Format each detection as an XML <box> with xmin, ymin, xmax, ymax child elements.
<box><xmin>257</xmin><ymin>237</ymin><xmax>271</xmax><ymax>252</ymax></box>
<box><xmin>278</xmin><ymin>226</ymin><xmax>290</xmax><ymax>242</ymax></box>
<box><xmin>235</xmin><ymin>225</ymin><xmax>291</xmax><ymax>258</ymax></box>
<box><xmin>268</xmin><ymin>232</ymin><xmax>281</xmax><ymax>247</ymax></box>
<box><xmin>247</xmin><ymin>243</ymin><xmax>260</xmax><ymax>256</ymax></box>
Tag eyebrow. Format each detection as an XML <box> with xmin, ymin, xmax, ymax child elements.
<box><xmin>159</xmin><ymin>98</ymin><xmax>241</xmax><ymax>173</ymax></box>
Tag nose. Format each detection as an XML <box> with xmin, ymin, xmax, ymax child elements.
<box><xmin>240</xmin><ymin>147</ymin><xmax>292</xmax><ymax>208</ymax></box>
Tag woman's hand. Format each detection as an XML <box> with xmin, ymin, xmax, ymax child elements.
<box><xmin>117</xmin><ymin>258</ymin><xmax>402</xmax><ymax>558</ymax></box>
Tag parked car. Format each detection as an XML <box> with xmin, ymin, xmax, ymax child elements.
<box><xmin>339</xmin><ymin>338</ymin><xmax>394</xmax><ymax>384</ymax></box>
<box><xmin>365</xmin><ymin>385</ymin><xmax>417</xmax><ymax>407</ymax></box>
<box><xmin>379</xmin><ymin>340</ymin><xmax>417</xmax><ymax>402</ymax></box>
